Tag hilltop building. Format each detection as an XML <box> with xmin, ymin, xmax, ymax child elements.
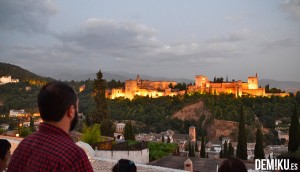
<box><xmin>189</xmin><ymin>126</ymin><xmax>196</xmax><ymax>142</ymax></box>
<box><xmin>0</xmin><ymin>76</ymin><xmax>19</xmax><ymax>85</ymax></box>
<box><xmin>188</xmin><ymin>73</ymin><xmax>265</xmax><ymax>97</ymax></box>
<box><xmin>106</xmin><ymin>75</ymin><xmax>185</xmax><ymax>100</ymax></box>
<box><xmin>106</xmin><ymin>73</ymin><xmax>289</xmax><ymax>99</ymax></box>
<box><xmin>9</xmin><ymin>109</ymin><xmax>26</xmax><ymax>117</ymax></box>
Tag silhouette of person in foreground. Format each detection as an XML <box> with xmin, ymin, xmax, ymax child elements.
<box><xmin>218</xmin><ymin>157</ymin><xmax>247</xmax><ymax>172</ymax></box>
<box><xmin>8</xmin><ymin>82</ymin><xmax>93</xmax><ymax>172</ymax></box>
<box><xmin>0</xmin><ymin>139</ymin><xmax>11</xmax><ymax>172</ymax></box>
<box><xmin>112</xmin><ymin>159</ymin><xmax>137</xmax><ymax>172</ymax></box>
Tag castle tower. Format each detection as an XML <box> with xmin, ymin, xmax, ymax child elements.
<box><xmin>195</xmin><ymin>75</ymin><xmax>209</xmax><ymax>88</ymax></box>
<box><xmin>136</xmin><ymin>74</ymin><xmax>141</xmax><ymax>85</ymax></box>
<box><xmin>189</xmin><ymin>126</ymin><xmax>196</xmax><ymax>142</ymax></box>
<box><xmin>125</xmin><ymin>80</ymin><xmax>138</xmax><ymax>99</ymax></box>
<box><xmin>248</xmin><ymin>73</ymin><xmax>258</xmax><ymax>89</ymax></box>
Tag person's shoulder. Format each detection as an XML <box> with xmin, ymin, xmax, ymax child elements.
<box><xmin>61</xmin><ymin>140</ymin><xmax>88</xmax><ymax>158</ymax></box>
<box><xmin>17</xmin><ymin>131</ymin><xmax>39</xmax><ymax>145</ymax></box>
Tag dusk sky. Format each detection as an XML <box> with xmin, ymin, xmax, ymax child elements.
<box><xmin>0</xmin><ymin>0</ymin><xmax>300</xmax><ymax>82</ymax></box>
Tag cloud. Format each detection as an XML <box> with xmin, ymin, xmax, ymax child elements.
<box><xmin>0</xmin><ymin>0</ymin><xmax>57</xmax><ymax>33</ymax></box>
<box><xmin>57</xmin><ymin>18</ymin><xmax>158</xmax><ymax>48</ymax></box>
<box><xmin>225</xmin><ymin>14</ymin><xmax>246</xmax><ymax>22</ymax></box>
<box><xmin>280</xmin><ymin>0</ymin><xmax>300</xmax><ymax>21</ymax></box>
<box><xmin>206</xmin><ymin>29</ymin><xmax>250</xmax><ymax>43</ymax></box>
<box><xmin>54</xmin><ymin>18</ymin><xmax>245</xmax><ymax>62</ymax></box>
<box><xmin>259</xmin><ymin>38</ymin><xmax>299</xmax><ymax>52</ymax></box>
<box><xmin>2</xmin><ymin>18</ymin><xmax>247</xmax><ymax>76</ymax></box>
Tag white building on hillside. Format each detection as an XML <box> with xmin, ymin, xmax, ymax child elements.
<box><xmin>0</xmin><ymin>76</ymin><xmax>19</xmax><ymax>85</ymax></box>
<box><xmin>9</xmin><ymin>109</ymin><xmax>25</xmax><ymax>117</ymax></box>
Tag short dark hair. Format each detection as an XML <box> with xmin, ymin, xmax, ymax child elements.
<box><xmin>112</xmin><ymin>159</ymin><xmax>136</xmax><ymax>172</ymax></box>
<box><xmin>38</xmin><ymin>81</ymin><xmax>77</xmax><ymax>122</ymax></box>
<box><xmin>218</xmin><ymin>157</ymin><xmax>247</xmax><ymax>172</ymax></box>
<box><xmin>0</xmin><ymin>139</ymin><xmax>11</xmax><ymax>160</ymax></box>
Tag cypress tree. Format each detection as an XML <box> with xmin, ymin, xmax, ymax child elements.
<box><xmin>220</xmin><ymin>150</ymin><xmax>223</xmax><ymax>159</ymax></box>
<box><xmin>124</xmin><ymin>121</ymin><xmax>135</xmax><ymax>140</ymax></box>
<box><xmin>124</xmin><ymin>122</ymin><xmax>129</xmax><ymax>141</ymax></box>
<box><xmin>254</xmin><ymin>127</ymin><xmax>265</xmax><ymax>159</ymax></box>
<box><xmin>236</xmin><ymin>104</ymin><xmax>247</xmax><ymax>160</ymax></box>
<box><xmin>167</xmin><ymin>136</ymin><xmax>171</xmax><ymax>143</ymax></box>
<box><xmin>200</xmin><ymin>137</ymin><xmax>206</xmax><ymax>158</ymax></box>
<box><xmin>93</xmin><ymin>70</ymin><xmax>112</xmax><ymax>136</ymax></box>
<box><xmin>130</xmin><ymin>121</ymin><xmax>135</xmax><ymax>140</ymax></box>
<box><xmin>93</xmin><ymin>70</ymin><xmax>108</xmax><ymax>122</ymax></box>
<box><xmin>162</xmin><ymin>134</ymin><xmax>165</xmax><ymax>143</ymax></box>
<box><xmin>288</xmin><ymin>104</ymin><xmax>300</xmax><ymax>152</ymax></box>
<box><xmin>30</xmin><ymin>116</ymin><xmax>35</xmax><ymax>132</ymax></box>
<box><xmin>191</xmin><ymin>144</ymin><xmax>195</xmax><ymax>157</ymax></box>
<box><xmin>101</xmin><ymin>119</ymin><xmax>114</xmax><ymax>137</ymax></box>
<box><xmin>195</xmin><ymin>140</ymin><xmax>199</xmax><ymax>152</ymax></box>
<box><xmin>224</xmin><ymin>140</ymin><xmax>228</xmax><ymax>158</ymax></box>
<box><xmin>188</xmin><ymin>140</ymin><xmax>195</xmax><ymax>157</ymax></box>
<box><xmin>228</xmin><ymin>142</ymin><xmax>234</xmax><ymax>157</ymax></box>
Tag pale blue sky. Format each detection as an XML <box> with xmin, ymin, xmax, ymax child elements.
<box><xmin>0</xmin><ymin>0</ymin><xmax>299</xmax><ymax>81</ymax></box>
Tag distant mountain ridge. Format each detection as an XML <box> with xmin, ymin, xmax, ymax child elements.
<box><xmin>259</xmin><ymin>79</ymin><xmax>300</xmax><ymax>92</ymax></box>
<box><xmin>51</xmin><ymin>71</ymin><xmax>194</xmax><ymax>84</ymax></box>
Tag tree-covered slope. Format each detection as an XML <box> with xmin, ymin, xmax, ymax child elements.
<box><xmin>0</xmin><ymin>62</ymin><xmax>53</xmax><ymax>82</ymax></box>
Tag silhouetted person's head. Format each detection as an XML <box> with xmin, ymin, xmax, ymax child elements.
<box><xmin>0</xmin><ymin>139</ymin><xmax>11</xmax><ymax>171</ymax></box>
<box><xmin>112</xmin><ymin>159</ymin><xmax>137</xmax><ymax>172</ymax></box>
<box><xmin>38</xmin><ymin>81</ymin><xmax>78</xmax><ymax>131</ymax></box>
<box><xmin>218</xmin><ymin>157</ymin><xmax>247</xmax><ymax>172</ymax></box>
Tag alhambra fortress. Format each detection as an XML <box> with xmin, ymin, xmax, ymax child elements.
<box><xmin>106</xmin><ymin>74</ymin><xmax>289</xmax><ymax>99</ymax></box>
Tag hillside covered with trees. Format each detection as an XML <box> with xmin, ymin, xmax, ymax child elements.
<box><xmin>1</xmin><ymin>64</ymin><xmax>299</xmax><ymax>146</ymax></box>
<box><xmin>0</xmin><ymin>62</ymin><xmax>54</xmax><ymax>84</ymax></box>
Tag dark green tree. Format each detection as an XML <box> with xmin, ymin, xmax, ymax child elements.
<box><xmin>265</xmin><ymin>84</ymin><xmax>270</xmax><ymax>93</ymax></box>
<box><xmin>236</xmin><ymin>104</ymin><xmax>247</xmax><ymax>160</ymax></box>
<box><xmin>30</xmin><ymin>116</ymin><xmax>35</xmax><ymax>132</ymax></box>
<box><xmin>85</xmin><ymin>113</ymin><xmax>91</xmax><ymax>126</ymax></box>
<box><xmin>124</xmin><ymin>121</ymin><xmax>135</xmax><ymax>141</ymax></box>
<box><xmin>93</xmin><ymin>70</ymin><xmax>108</xmax><ymax>122</ymax></box>
<box><xmin>228</xmin><ymin>142</ymin><xmax>234</xmax><ymax>157</ymax></box>
<box><xmin>195</xmin><ymin>140</ymin><xmax>199</xmax><ymax>152</ymax></box>
<box><xmin>220</xmin><ymin>150</ymin><xmax>224</xmax><ymax>159</ymax></box>
<box><xmin>101</xmin><ymin>119</ymin><xmax>114</xmax><ymax>137</ymax></box>
<box><xmin>224</xmin><ymin>140</ymin><xmax>228</xmax><ymax>158</ymax></box>
<box><xmin>188</xmin><ymin>140</ymin><xmax>195</xmax><ymax>157</ymax></box>
<box><xmin>296</xmin><ymin>91</ymin><xmax>300</xmax><ymax>104</ymax></box>
<box><xmin>254</xmin><ymin>127</ymin><xmax>265</xmax><ymax>159</ymax></box>
<box><xmin>200</xmin><ymin>137</ymin><xmax>206</xmax><ymax>158</ymax></box>
<box><xmin>93</xmin><ymin>70</ymin><xmax>112</xmax><ymax>136</ymax></box>
<box><xmin>288</xmin><ymin>104</ymin><xmax>300</xmax><ymax>152</ymax></box>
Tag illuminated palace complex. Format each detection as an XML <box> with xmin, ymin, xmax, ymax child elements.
<box><xmin>106</xmin><ymin>75</ymin><xmax>185</xmax><ymax>100</ymax></box>
<box><xmin>188</xmin><ymin>73</ymin><xmax>265</xmax><ymax>97</ymax></box>
<box><xmin>106</xmin><ymin>73</ymin><xmax>287</xmax><ymax>100</ymax></box>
